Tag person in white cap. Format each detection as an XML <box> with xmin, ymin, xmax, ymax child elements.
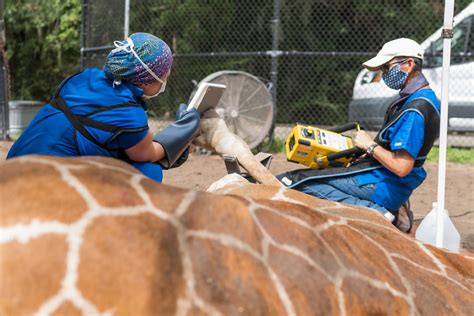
<box><xmin>287</xmin><ymin>38</ymin><xmax>441</xmax><ymax>233</ymax></box>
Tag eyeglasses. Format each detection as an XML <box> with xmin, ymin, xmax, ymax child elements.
<box><xmin>381</xmin><ymin>59</ymin><xmax>408</xmax><ymax>73</ymax></box>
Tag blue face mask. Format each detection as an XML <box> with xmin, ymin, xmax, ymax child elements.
<box><xmin>382</xmin><ymin>65</ymin><xmax>408</xmax><ymax>90</ymax></box>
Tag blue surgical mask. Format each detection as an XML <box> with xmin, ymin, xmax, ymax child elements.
<box><xmin>382</xmin><ymin>65</ymin><xmax>408</xmax><ymax>90</ymax></box>
<box><xmin>142</xmin><ymin>81</ymin><xmax>166</xmax><ymax>99</ymax></box>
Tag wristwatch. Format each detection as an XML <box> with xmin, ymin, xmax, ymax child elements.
<box><xmin>366</xmin><ymin>143</ymin><xmax>379</xmax><ymax>156</ymax></box>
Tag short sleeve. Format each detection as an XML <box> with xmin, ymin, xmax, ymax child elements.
<box><xmin>90</xmin><ymin>106</ymin><xmax>149</xmax><ymax>150</ymax></box>
<box><xmin>114</xmin><ymin>107</ymin><xmax>149</xmax><ymax>149</ymax></box>
<box><xmin>387</xmin><ymin>111</ymin><xmax>425</xmax><ymax>159</ymax></box>
<box><xmin>118</xmin><ymin>128</ymin><xmax>149</xmax><ymax>149</ymax></box>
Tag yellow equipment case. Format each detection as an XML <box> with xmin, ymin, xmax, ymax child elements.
<box><xmin>285</xmin><ymin>122</ymin><xmax>363</xmax><ymax>169</ymax></box>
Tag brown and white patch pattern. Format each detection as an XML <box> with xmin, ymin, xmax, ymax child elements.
<box><xmin>1</xmin><ymin>156</ymin><xmax>473</xmax><ymax>316</ymax></box>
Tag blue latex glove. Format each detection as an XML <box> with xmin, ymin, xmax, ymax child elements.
<box><xmin>168</xmin><ymin>103</ymin><xmax>192</xmax><ymax>169</ymax></box>
<box><xmin>176</xmin><ymin>103</ymin><xmax>188</xmax><ymax>120</ymax></box>
<box><xmin>169</xmin><ymin>146</ymin><xmax>189</xmax><ymax>169</ymax></box>
<box><xmin>153</xmin><ymin>103</ymin><xmax>200</xmax><ymax>169</ymax></box>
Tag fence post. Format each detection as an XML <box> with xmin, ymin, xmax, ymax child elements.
<box><xmin>270</xmin><ymin>0</ymin><xmax>281</xmax><ymax>142</ymax></box>
<box><xmin>124</xmin><ymin>0</ymin><xmax>130</xmax><ymax>39</ymax></box>
<box><xmin>0</xmin><ymin>0</ymin><xmax>9</xmax><ymax>140</ymax></box>
<box><xmin>80</xmin><ymin>0</ymin><xmax>90</xmax><ymax>70</ymax></box>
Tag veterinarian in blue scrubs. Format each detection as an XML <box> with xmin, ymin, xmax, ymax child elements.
<box><xmin>7</xmin><ymin>32</ymin><xmax>200</xmax><ymax>182</ymax></box>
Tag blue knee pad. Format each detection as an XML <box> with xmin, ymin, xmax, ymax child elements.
<box><xmin>131</xmin><ymin>162</ymin><xmax>163</xmax><ymax>183</ymax></box>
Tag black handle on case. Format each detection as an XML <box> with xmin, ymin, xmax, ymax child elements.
<box><xmin>326</xmin><ymin>147</ymin><xmax>364</xmax><ymax>161</ymax></box>
<box><xmin>327</xmin><ymin>122</ymin><xmax>359</xmax><ymax>133</ymax></box>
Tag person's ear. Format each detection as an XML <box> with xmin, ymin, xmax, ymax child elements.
<box><xmin>406</xmin><ymin>58</ymin><xmax>415</xmax><ymax>72</ymax></box>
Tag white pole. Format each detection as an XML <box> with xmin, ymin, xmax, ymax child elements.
<box><xmin>124</xmin><ymin>0</ymin><xmax>130</xmax><ymax>39</ymax></box>
<box><xmin>436</xmin><ymin>0</ymin><xmax>455</xmax><ymax>248</ymax></box>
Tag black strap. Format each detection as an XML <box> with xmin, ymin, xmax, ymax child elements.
<box><xmin>278</xmin><ymin>155</ymin><xmax>425</xmax><ymax>187</ymax></box>
<box><xmin>376</xmin><ymin>98</ymin><xmax>439</xmax><ymax>167</ymax></box>
<box><xmin>51</xmin><ymin>97</ymin><xmax>108</xmax><ymax>149</ymax></box>
<box><xmin>277</xmin><ymin>161</ymin><xmax>383</xmax><ymax>188</ymax></box>
<box><xmin>84</xmin><ymin>103</ymin><xmax>143</xmax><ymax>117</ymax></box>
<box><xmin>49</xmin><ymin>72</ymin><xmax>149</xmax><ymax>151</ymax></box>
<box><xmin>51</xmin><ymin>96</ymin><xmax>148</xmax><ymax>149</ymax></box>
<box><xmin>414</xmin><ymin>159</ymin><xmax>425</xmax><ymax>168</ymax></box>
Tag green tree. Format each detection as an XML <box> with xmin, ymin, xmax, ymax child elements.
<box><xmin>5</xmin><ymin>0</ymin><xmax>81</xmax><ymax>101</ymax></box>
<box><xmin>4</xmin><ymin>0</ymin><xmax>472</xmax><ymax>127</ymax></box>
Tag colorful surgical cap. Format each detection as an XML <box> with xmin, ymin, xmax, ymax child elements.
<box><xmin>104</xmin><ymin>32</ymin><xmax>173</xmax><ymax>86</ymax></box>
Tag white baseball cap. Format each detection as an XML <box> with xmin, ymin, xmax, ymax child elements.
<box><xmin>362</xmin><ymin>38</ymin><xmax>424</xmax><ymax>71</ymax></box>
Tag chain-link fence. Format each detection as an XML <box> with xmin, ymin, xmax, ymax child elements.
<box><xmin>81</xmin><ymin>0</ymin><xmax>474</xmax><ymax>148</ymax></box>
<box><xmin>0</xmin><ymin>0</ymin><xmax>9</xmax><ymax>140</ymax></box>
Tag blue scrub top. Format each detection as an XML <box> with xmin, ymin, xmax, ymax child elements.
<box><xmin>7</xmin><ymin>68</ymin><xmax>149</xmax><ymax>159</ymax></box>
<box><xmin>356</xmin><ymin>88</ymin><xmax>440</xmax><ymax>210</ymax></box>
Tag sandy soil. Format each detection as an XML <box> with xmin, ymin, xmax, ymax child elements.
<box><xmin>1</xmin><ymin>141</ymin><xmax>473</xmax><ymax>251</ymax></box>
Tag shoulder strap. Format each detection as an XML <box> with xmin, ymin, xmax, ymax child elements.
<box><xmin>407</xmin><ymin>98</ymin><xmax>440</xmax><ymax>158</ymax></box>
<box><xmin>84</xmin><ymin>103</ymin><xmax>144</xmax><ymax>117</ymax></box>
<box><xmin>49</xmin><ymin>72</ymin><xmax>83</xmax><ymax>103</ymax></box>
<box><xmin>375</xmin><ymin>96</ymin><xmax>439</xmax><ymax>166</ymax></box>
<box><xmin>50</xmin><ymin>96</ymin><xmax>107</xmax><ymax>149</ymax></box>
<box><xmin>378</xmin><ymin>89</ymin><xmax>436</xmax><ymax>133</ymax></box>
<box><xmin>50</xmin><ymin>73</ymin><xmax>149</xmax><ymax>150</ymax></box>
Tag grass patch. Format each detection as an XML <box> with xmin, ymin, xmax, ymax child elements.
<box><xmin>8</xmin><ymin>133</ymin><xmax>21</xmax><ymax>141</ymax></box>
<box><xmin>427</xmin><ymin>147</ymin><xmax>474</xmax><ymax>164</ymax></box>
<box><xmin>266</xmin><ymin>138</ymin><xmax>286</xmax><ymax>153</ymax></box>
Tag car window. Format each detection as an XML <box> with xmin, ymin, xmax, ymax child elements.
<box><xmin>425</xmin><ymin>15</ymin><xmax>473</xmax><ymax>67</ymax></box>
<box><xmin>360</xmin><ymin>70</ymin><xmax>383</xmax><ymax>85</ymax></box>
<box><xmin>468</xmin><ymin>16</ymin><xmax>474</xmax><ymax>63</ymax></box>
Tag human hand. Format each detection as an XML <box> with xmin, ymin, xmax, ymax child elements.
<box><xmin>353</xmin><ymin>130</ymin><xmax>376</xmax><ymax>151</ymax></box>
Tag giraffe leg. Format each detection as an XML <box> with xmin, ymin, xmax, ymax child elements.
<box><xmin>194</xmin><ymin>109</ymin><xmax>282</xmax><ymax>187</ymax></box>
<box><xmin>206</xmin><ymin>173</ymin><xmax>249</xmax><ymax>193</ymax></box>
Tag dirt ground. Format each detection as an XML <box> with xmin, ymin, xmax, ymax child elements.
<box><xmin>1</xmin><ymin>141</ymin><xmax>473</xmax><ymax>251</ymax></box>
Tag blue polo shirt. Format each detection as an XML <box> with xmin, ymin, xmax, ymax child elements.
<box><xmin>7</xmin><ymin>68</ymin><xmax>149</xmax><ymax>159</ymax></box>
<box><xmin>356</xmin><ymin>74</ymin><xmax>440</xmax><ymax>211</ymax></box>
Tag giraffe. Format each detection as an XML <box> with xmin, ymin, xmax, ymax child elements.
<box><xmin>1</xmin><ymin>155</ymin><xmax>473</xmax><ymax>316</ymax></box>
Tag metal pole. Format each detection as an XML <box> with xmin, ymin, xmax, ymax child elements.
<box><xmin>0</xmin><ymin>0</ymin><xmax>8</xmax><ymax>140</ymax></box>
<box><xmin>436</xmin><ymin>0</ymin><xmax>455</xmax><ymax>248</ymax></box>
<box><xmin>124</xmin><ymin>0</ymin><xmax>130</xmax><ymax>39</ymax></box>
<box><xmin>269</xmin><ymin>0</ymin><xmax>282</xmax><ymax>144</ymax></box>
<box><xmin>80</xmin><ymin>0</ymin><xmax>90</xmax><ymax>70</ymax></box>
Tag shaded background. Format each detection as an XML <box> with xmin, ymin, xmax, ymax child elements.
<box><xmin>2</xmin><ymin>0</ymin><xmax>473</xmax><ymax>144</ymax></box>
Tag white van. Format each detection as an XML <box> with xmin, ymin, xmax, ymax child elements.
<box><xmin>349</xmin><ymin>3</ymin><xmax>474</xmax><ymax>132</ymax></box>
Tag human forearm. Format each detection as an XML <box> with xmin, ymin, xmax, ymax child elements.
<box><xmin>353</xmin><ymin>130</ymin><xmax>414</xmax><ymax>177</ymax></box>
<box><xmin>125</xmin><ymin>132</ymin><xmax>166</xmax><ymax>162</ymax></box>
